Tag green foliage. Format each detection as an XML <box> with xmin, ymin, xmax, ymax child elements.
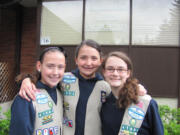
<box><xmin>159</xmin><ymin>105</ymin><xmax>180</xmax><ymax>135</ymax></box>
<box><xmin>0</xmin><ymin>107</ymin><xmax>11</xmax><ymax>135</ymax></box>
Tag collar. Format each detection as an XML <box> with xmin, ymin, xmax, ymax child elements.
<box><xmin>36</xmin><ymin>81</ymin><xmax>57</xmax><ymax>93</ymax></box>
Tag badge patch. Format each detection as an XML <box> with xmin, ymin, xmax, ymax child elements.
<box><xmin>36</xmin><ymin>126</ymin><xmax>58</xmax><ymax>135</ymax></box>
<box><xmin>38</xmin><ymin>109</ymin><xmax>54</xmax><ymax>118</ymax></box>
<box><xmin>36</xmin><ymin>94</ymin><xmax>48</xmax><ymax>104</ymax></box>
<box><xmin>63</xmin><ymin>75</ymin><xmax>76</xmax><ymax>83</ymax></box>
<box><xmin>63</xmin><ymin>90</ymin><xmax>75</xmax><ymax>96</ymax></box>
<box><xmin>101</xmin><ymin>91</ymin><xmax>106</xmax><ymax>103</ymax></box>
<box><xmin>128</xmin><ymin>106</ymin><xmax>145</xmax><ymax>120</ymax></box>
<box><xmin>63</xmin><ymin>117</ymin><xmax>73</xmax><ymax>127</ymax></box>
<box><xmin>64</xmin><ymin>102</ymin><xmax>69</xmax><ymax>110</ymax></box>
<box><xmin>120</xmin><ymin>124</ymin><xmax>139</xmax><ymax>135</ymax></box>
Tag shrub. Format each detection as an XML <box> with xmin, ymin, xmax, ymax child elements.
<box><xmin>159</xmin><ymin>105</ymin><xmax>180</xmax><ymax>135</ymax></box>
<box><xmin>0</xmin><ymin>107</ymin><xmax>11</xmax><ymax>135</ymax></box>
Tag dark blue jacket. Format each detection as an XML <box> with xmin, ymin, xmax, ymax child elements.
<box><xmin>9</xmin><ymin>81</ymin><xmax>58</xmax><ymax>135</ymax></box>
<box><xmin>100</xmin><ymin>93</ymin><xmax>164</xmax><ymax>135</ymax></box>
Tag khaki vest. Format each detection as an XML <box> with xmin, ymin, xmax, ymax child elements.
<box><xmin>33</xmin><ymin>89</ymin><xmax>63</xmax><ymax>135</ymax></box>
<box><xmin>62</xmin><ymin>72</ymin><xmax>111</xmax><ymax>135</ymax></box>
<box><xmin>118</xmin><ymin>94</ymin><xmax>152</xmax><ymax>135</ymax></box>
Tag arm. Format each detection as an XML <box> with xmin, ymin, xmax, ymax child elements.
<box><xmin>150</xmin><ymin>99</ymin><xmax>164</xmax><ymax>135</ymax></box>
<box><xmin>9</xmin><ymin>95</ymin><xmax>35</xmax><ymax>135</ymax></box>
<box><xmin>19</xmin><ymin>78</ymin><xmax>37</xmax><ymax>101</ymax></box>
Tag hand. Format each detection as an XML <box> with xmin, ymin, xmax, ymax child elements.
<box><xmin>138</xmin><ymin>84</ymin><xmax>147</xmax><ymax>96</ymax></box>
<box><xmin>19</xmin><ymin>78</ymin><xmax>37</xmax><ymax>101</ymax></box>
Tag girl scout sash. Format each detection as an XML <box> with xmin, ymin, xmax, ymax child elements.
<box><xmin>118</xmin><ymin>94</ymin><xmax>152</xmax><ymax>135</ymax></box>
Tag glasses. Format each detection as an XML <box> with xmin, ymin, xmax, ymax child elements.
<box><xmin>105</xmin><ymin>67</ymin><xmax>128</xmax><ymax>73</ymax></box>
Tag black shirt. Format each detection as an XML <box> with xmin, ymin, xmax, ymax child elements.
<box><xmin>100</xmin><ymin>93</ymin><xmax>164</xmax><ymax>135</ymax></box>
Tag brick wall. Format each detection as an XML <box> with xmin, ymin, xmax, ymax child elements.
<box><xmin>0</xmin><ymin>6</ymin><xmax>38</xmax><ymax>102</ymax></box>
<box><xmin>20</xmin><ymin>7</ymin><xmax>38</xmax><ymax>74</ymax></box>
<box><xmin>0</xmin><ymin>7</ymin><xmax>18</xmax><ymax>102</ymax></box>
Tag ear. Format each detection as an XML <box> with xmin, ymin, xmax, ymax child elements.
<box><xmin>36</xmin><ymin>61</ymin><xmax>41</xmax><ymax>72</ymax></box>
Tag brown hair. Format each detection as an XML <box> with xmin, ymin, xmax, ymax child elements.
<box><xmin>102</xmin><ymin>51</ymin><xmax>139</xmax><ymax>108</ymax></box>
<box><xmin>16</xmin><ymin>47</ymin><xmax>66</xmax><ymax>88</ymax></box>
<box><xmin>75</xmin><ymin>39</ymin><xmax>103</xmax><ymax>58</ymax></box>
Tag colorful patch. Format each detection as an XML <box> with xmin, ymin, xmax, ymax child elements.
<box><xmin>64</xmin><ymin>102</ymin><xmax>69</xmax><ymax>110</ymax></box>
<box><xmin>120</xmin><ymin>124</ymin><xmax>139</xmax><ymax>135</ymax></box>
<box><xmin>48</xmin><ymin>101</ymin><xmax>53</xmax><ymax>109</ymax></box>
<box><xmin>36</xmin><ymin>94</ymin><xmax>48</xmax><ymax>104</ymax></box>
<box><xmin>64</xmin><ymin>83</ymin><xmax>71</xmax><ymax>90</ymax></box>
<box><xmin>129</xmin><ymin>118</ymin><xmax>136</xmax><ymax>127</ymax></box>
<box><xmin>63</xmin><ymin>90</ymin><xmax>75</xmax><ymax>96</ymax></box>
<box><xmin>63</xmin><ymin>75</ymin><xmax>76</xmax><ymax>84</ymax></box>
<box><xmin>128</xmin><ymin>106</ymin><xmax>145</xmax><ymax>120</ymax></box>
<box><xmin>38</xmin><ymin>109</ymin><xmax>54</xmax><ymax>118</ymax></box>
<box><xmin>36</xmin><ymin>126</ymin><xmax>58</xmax><ymax>135</ymax></box>
<box><xmin>63</xmin><ymin>117</ymin><xmax>73</xmax><ymax>127</ymax></box>
<box><xmin>101</xmin><ymin>91</ymin><xmax>106</xmax><ymax>103</ymax></box>
<box><xmin>42</xmin><ymin>115</ymin><xmax>53</xmax><ymax>125</ymax></box>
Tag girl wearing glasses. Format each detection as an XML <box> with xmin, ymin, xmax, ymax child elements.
<box><xmin>17</xmin><ymin>40</ymin><xmax>147</xmax><ymax>135</ymax></box>
<box><xmin>101</xmin><ymin>51</ymin><xmax>164</xmax><ymax>135</ymax></box>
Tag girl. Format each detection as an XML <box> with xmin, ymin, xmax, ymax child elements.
<box><xmin>18</xmin><ymin>39</ymin><xmax>111</xmax><ymax>135</ymax></box>
<box><xmin>9</xmin><ymin>47</ymin><xmax>66</xmax><ymax>135</ymax></box>
<box><xmin>101</xmin><ymin>51</ymin><xmax>164</xmax><ymax>135</ymax></box>
<box><xmin>18</xmin><ymin>40</ymin><xmax>146</xmax><ymax>135</ymax></box>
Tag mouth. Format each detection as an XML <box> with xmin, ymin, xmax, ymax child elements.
<box><xmin>82</xmin><ymin>66</ymin><xmax>95</xmax><ymax>71</ymax></box>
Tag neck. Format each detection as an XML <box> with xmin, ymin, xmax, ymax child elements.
<box><xmin>111</xmin><ymin>87</ymin><xmax>120</xmax><ymax>99</ymax></box>
<box><xmin>79</xmin><ymin>72</ymin><xmax>95</xmax><ymax>79</ymax></box>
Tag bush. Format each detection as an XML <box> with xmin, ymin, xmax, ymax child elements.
<box><xmin>0</xmin><ymin>107</ymin><xmax>11</xmax><ymax>135</ymax></box>
<box><xmin>159</xmin><ymin>105</ymin><xmax>180</xmax><ymax>135</ymax></box>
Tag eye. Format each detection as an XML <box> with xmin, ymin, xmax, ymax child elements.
<box><xmin>80</xmin><ymin>56</ymin><xmax>87</xmax><ymax>60</ymax></box>
<box><xmin>58</xmin><ymin>65</ymin><xmax>65</xmax><ymax>70</ymax></box>
<box><xmin>91</xmin><ymin>56</ymin><xmax>98</xmax><ymax>61</ymax></box>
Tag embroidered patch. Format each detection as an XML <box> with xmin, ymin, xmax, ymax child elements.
<box><xmin>38</xmin><ymin>109</ymin><xmax>54</xmax><ymax>118</ymax></box>
<box><xmin>129</xmin><ymin>118</ymin><xmax>136</xmax><ymax>127</ymax></box>
<box><xmin>42</xmin><ymin>115</ymin><xmax>53</xmax><ymax>125</ymax></box>
<box><xmin>63</xmin><ymin>117</ymin><xmax>73</xmax><ymax>127</ymax></box>
<box><xmin>63</xmin><ymin>75</ymin><xmax>76</xmax><ymax>83</ymax></box>
<box><xmin>101</xmin><ymin>91</ymin><xmax>106</xmax><ymax>103</ymax></box>
<box><xmin>64</xmin><ymin>83</ymin><xmax>71</xmax><ymax>90</ymax></box>
<box><xmin>36</xmin><ymin>126</ymin><xmax>58</xmax><ymax>135</ymax></box>
<box><xmin>63</xmin><ymin>90</ymin><xmax>75</xmax><ymax>96</ymax></box>
<box><xmin>120</xmin><ymin>124</ymin><xmax>139</xmax><ymax>135</ymax></box>
<box><xmin>48</xmin><ymin>101</ymin><xmax>53</xmax><ymax>109</ymax></box>
<box><xmin>36</xmin><ymin>94</ymin><xmax>48</xmax><ymax>104</ymax></box>
<box><xmin>128</xmin><ymin>106</ymin><xmax>145</xmax><ymax>120</ymax></box>
<box><xmin>64</xmin><ymin>102</ymin><xmax>69</xmax><ymax>110</ymax></box>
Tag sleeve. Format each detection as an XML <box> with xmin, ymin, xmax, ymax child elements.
<box><xmin>147</xmin><ymin>99</ymin><xmax>164</xmax><ymax>135</ymax></box>
<box><xmin>9</xmin><ymin>95</ymin><xmax>35</xmax><ymax>135</ymax></box>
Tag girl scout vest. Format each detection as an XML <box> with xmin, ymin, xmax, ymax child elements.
<box><xmin>32</xmin><ymin>89</ymin><xmax>63</xmax><ymax>135</ymax></box>
<box><xmin>118</xmin><ymin>94</ymin><xmax>152</xmax><ymax>135</ymax></box>
<box><xmin>62</xmin><ymin>72</ymin><xmax>111</xmax><ymax>135</ymax></box>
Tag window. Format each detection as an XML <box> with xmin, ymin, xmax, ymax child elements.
<box><xmin>40</xmin><ymin>0</ymin><xmax>83</xmax><ymax>45</ymax></box>
<box><xmin>85</xmin><ymin>0</ymin><xmax>129</xmax><ymax>45</ymax></box>
<box><xmin>40</xmin><ymin>0</ymin><xmax>180</xmax><ymax>46</ymax></box>
<box><xmin>132</xmin><ymin>0</ymin><xmax>180</xmax><ymax>46</ymax></box>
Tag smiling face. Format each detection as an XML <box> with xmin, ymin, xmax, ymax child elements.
<box><xmin>75</xmin><ymin>45</ymin><xmax>102</xmax><ymax>79</ymax></box>
<box><xmin>103</xmin><ymin>56</ymin><xmax>130</xmax><ymax>90</ymax></box>
<box><xmin>36</xmin><ymin>51</ymin><xmax>66</xmax><ymax>88</ymax></box>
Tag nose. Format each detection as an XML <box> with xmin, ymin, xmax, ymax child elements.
<box><xmin>52</xmin><ymin>67</ymin><xmax>59</xmax><ymax>74</ymax></box>
<box><xmin>112</xmin><ymin>69</ymin><xmax>119</xmax><ymax>75</ymax></box>
<box><xmin>86</xmin><ymin>58</ymin><xmax>92</xmax><ymax>65</ymax></box>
